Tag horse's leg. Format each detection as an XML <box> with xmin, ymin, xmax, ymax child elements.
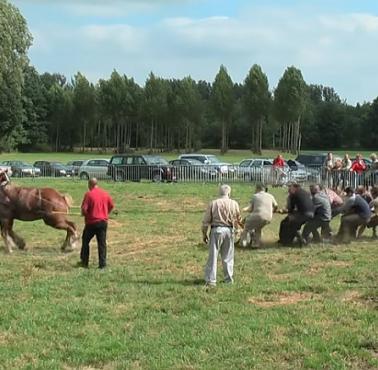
<box><xmin>8</xmin><ymin>222</ymin><xmax>26</xmax><ymax>250</ymax></box>
<box><xmin>1</xmin><ymin>219</ymin><xmax>17</xmax><ymax>253</ymax></box>
<box><xmin>43</xmin><ymin>216</ymin><xmax>77</xmax><ymax>252</ymax></box>
<box><xmin>66</xmin><ymin>220</ymin><xmax>79</xmax><ymax>250</ymax></box>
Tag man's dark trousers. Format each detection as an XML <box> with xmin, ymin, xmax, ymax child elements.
<box><xmin>80</xmin><ymin>221</ymin><xmax>108</xmax><ymax>268</ymax></box>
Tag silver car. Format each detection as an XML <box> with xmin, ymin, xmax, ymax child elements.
<box><xmin>78</xmin><ymin>159</ymin><xmax>110</xmax><ymax>180</ymax></box>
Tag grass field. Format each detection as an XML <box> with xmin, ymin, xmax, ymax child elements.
<box><xmin>0</xmin><ymin>179</ymin><xmax>377</xmax><ymax>369</ymax></box>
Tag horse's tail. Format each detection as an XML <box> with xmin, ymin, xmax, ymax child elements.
<box><xmin>62</xmin><ymin>194</ymin><xmax>74</xmax><ymax>209</ymax></box>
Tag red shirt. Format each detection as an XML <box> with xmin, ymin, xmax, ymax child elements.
<box><xmin>351</xmin><ymin>160</ymin><xmax>366</xmax><ymax>174</ymax></box>
<box><xmin>81</xmin><ymin>187</ymin><xmax>114</xmax><ymax>225</ymax></box>
<box><xmin>273</xmin><ymin>157</ymin><xmax>285</xmax><ymax>168</ymax></box>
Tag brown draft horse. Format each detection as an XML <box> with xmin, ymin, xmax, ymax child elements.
<box><xmin>0</xmin><ymin>172</ymin><xmax>78</xmax><ymax>253</ymax></box>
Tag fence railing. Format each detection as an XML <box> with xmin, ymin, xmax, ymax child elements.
<box><xmin>13</xmin><ymin>164</ymin><xmax>378</xmax><ymax>188</ymax></box>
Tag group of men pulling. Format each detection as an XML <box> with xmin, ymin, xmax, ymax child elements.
<box><xmin>201</xmin><ymin>183</ymin><xmax>378</xmax><ymax>287</ymax></box>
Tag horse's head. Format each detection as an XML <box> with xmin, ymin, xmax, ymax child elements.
<box><xmin>0</xmin><ymin>170</ymin><xmax>10</xmax><ymax>186</ymax></box>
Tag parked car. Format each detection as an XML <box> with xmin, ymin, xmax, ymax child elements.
<box><xmin>79</xmin><ymin>159</ymin><xmax>110</xmax><ymax>180</ymax></box>
<box><xmin>33</xmin><ymin>161</ymin><xmax>74</xmax><ymax>177</ymax></box>
<box><xmin>67</xmin><ymin>160</ymin><xmax>85</xmax><ymax>176</ymax></box>
<box><xmin>238</xmin><ymin>159</ymin><xmax>273</xmax><ymax>182</ymax></box>
<box><xmin>179</xmin><ymin>154</ymin><xmax>234</xmax><ymax>175</ymax></box>
<box><xmin>169</xmin><ymin>158</ymin><xmax>218</xmax><ymax>180</ymax></box>
<box><xmin>0</xmin><ymin>160</ymin><xmax>39</xmax><ymax>177</ymax></box>
<box><xmin>295</xmin><ymin>153</ymin><xmax>327</xmax><ymax>168</ymax></box>
<box><xmin>285</xmin><ymin>160</ymin><xmax>313</xmax><ymax>183</ymax></box>
<box><xmin>107</xmin><ymin>154</ymin><xmax>175</xmax><ymax>182</ymax></box>
<box><xmin>0</xmin><ymin>162</ymin><xmax>13</xmax><ymax>177</ymax></box>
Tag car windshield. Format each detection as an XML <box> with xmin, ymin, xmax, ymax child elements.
<box><xmin>51</xmin><ymin>162</ymin><xmax>65</xmax><ymax>169</ymax></box>
<box><xmin>296</xmin><ymin>155</ymin><xmax>325</xmax><ymax>165</ymax></box>
<box><xmin>239</xmin><ymin>160</ymin><xmax>252</xmax><ymax>167</ymax></box>
<box><xmin>144</xmin><ymin>156</ymin><xmax>168</xmax><ymax>165</ymax></box>
<box><xmin>206</xmin><ymin>155</ymin><xmax>221</xmax><ymax>164</ymax></box>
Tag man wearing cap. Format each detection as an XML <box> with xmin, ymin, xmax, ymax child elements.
<box><xmin>202</xmin><ymin>184</ymin><xmax>242</xmax><ymax>287</ymax></box>
<box><xmin>335</xmin><ymin>187</ymin><xmax>371</xmax><ymax>243</ymax></box>
<box><xmin>240</xmin><ymin>184</ymin><xmax>278</xmax><ymax>247</ymax></box>
<box><xmin>79</xmin><ymin>178</ymin><xmax>114</xmax><ymax>269</ymax></box>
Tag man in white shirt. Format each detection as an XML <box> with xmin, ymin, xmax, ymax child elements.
<box><xmin>240</xmin><ymin>184</ymin><xmax>278</xmax><ymax>248</ymax></box>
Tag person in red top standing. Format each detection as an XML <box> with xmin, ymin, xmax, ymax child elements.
<box><xmin>79</xmin><ymin>178</ymin><xmax>114</xmax><ymax>269</ymax></box>
<box><xmin>272</xmin><ymin>154</ymin><xmax>285</xmax><ymax>186</ymax></box>
<box><xmin>350</xmin><ymin>154</ymin><xmax>367</xmax><ymax>187</ymax></box>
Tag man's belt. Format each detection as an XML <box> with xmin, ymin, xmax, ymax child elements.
<box><xmin>211</xmin><ymin>225</ymin><xmax>233</xmax><ymax>228</ymax></box>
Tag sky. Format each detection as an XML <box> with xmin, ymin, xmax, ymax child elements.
<box><xmin>11</xmin><ymin>0</ymin><xmax>378</xmax><ymax>105</ymax></box>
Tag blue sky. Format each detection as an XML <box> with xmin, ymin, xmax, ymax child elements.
<box><xmin>11</xmin><ymin>0</ymin><xmax>378</xmax><ymax>104</ymax></box>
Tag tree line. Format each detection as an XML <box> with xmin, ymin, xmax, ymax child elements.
<box><xmin>1</xmin><ymin>0</ymin><xmax>377</xmax><ymax>155</ymax></box>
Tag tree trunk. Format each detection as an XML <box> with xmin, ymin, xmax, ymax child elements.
<box><xmin>221</xmin><ymin>120</ymin><xmax>227</xmax><ymax>153</ymax></box>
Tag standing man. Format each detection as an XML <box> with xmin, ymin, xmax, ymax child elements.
<box><xmin>202</xmin><ymin>184</ymin><xmax>242</xmax><ymax>287</ymax></box>
<box><xmin>302</xmin><ymin>184</ymin><xmax>332</xmax><ymax>244</ymax></box>
<box><xmin>240</xmin><ymin>183</ymin><xmax>278</xmax><ymax>248</ymax></box>
<box><xmin>272</xmin><ymin>154</ymin><xmax>285</xmax><ymax>186</ymax></box>
<box><xmin>80</xmin><ymin>178</ymin><xmax>114</xmax><ymax>269</ymax></box>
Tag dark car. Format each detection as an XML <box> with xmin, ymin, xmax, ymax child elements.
<box><xmin>107</xmin><ymin>154</ymin><xmax>175</xmax><ymax>182</ymax></box>
<box><xmin>33</xmin><ymin>161</ymin><xmax>74</xmax><ymax>177</ymax></box>
<box><xmin>1</xmin><ymin>160</ymin><xmax>40</xmax><ymax>177</ymax></box>
<box><xmin>169</xmin><ymin>158</ymin><xmax>218</xmax><ymax>181</ymax></box>
<box><xmin>66</xmin><ymin>160</ymin><xmax>85</xmax><ymax>176</ymax></box>
<box><xmin>295</xmin><ymin>153</ymin><xmax>327</xmax><ymax>168</ymax></box>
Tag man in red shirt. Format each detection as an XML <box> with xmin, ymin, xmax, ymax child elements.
<box><xmin>272</xmin><ymin>154</ymin><xmax>285</xmax><ymax>186</ymax></box>
<box><xmin>79</xmin><ymin>178</ymin><xmax>114</xmax><ymax>269</ymax></box>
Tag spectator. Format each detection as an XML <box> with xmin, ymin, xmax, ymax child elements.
<box><xmin>302</xmin><ymin>185</ymin><xmax>332</xmax><ymax>244</ymax></box>
<box><xmin>272</xmin><ymin>154</ymin><xmax>285</xmax><ymax>186</ymax></box>
<box><xmin>79</xmin><ymin>178</ymin><xmax>114</xmax><ymax>269</ymax></box>
<box><xmin>202</xmin><ymin>185</ymin><xmax>242</xmax><ymax>287</ymax></box>
<box><xmin>335</xmin><ymin>187</ymin><xmax>371</xmax><ymax>244</ymax></box>
<box><xmin>341</xmin><ymin>153</ymin><xmax>352</xmax><ymax>189</ymax></box>
<box><xmin>350</xmin><ymin>154</ymin><xmax>366</xmax><ymax>187</ymax></box>
<box><xmin>325</xmin><ymin>152</ymin><xmax>335</xmax><ymax>188</ymax></box>
<box><xmin>240</xmin><ymin>183</ymin><xmax>278</xmax><ymax>248</ymax></box>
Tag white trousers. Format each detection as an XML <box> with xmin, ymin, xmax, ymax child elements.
<box><xmin>204</xmin><ymin>227</ymin><xmax>234</xmax><ymax>285</ymax></box>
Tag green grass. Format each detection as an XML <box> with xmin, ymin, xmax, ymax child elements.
<box><xmin>0</xmin><ymin>179</ymin><xmax>377</xmax><ymax>369</ymax></box>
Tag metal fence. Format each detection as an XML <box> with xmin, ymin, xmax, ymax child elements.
<box><xmin>14</xmin><ymin>164</ymin><xmax>378</xmax><ymax>188</ymax></box>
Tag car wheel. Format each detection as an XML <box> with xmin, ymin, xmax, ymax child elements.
<box><xmin>80</xmin><ymin>172</ymin><xmax>89</xmax><ymax>180</ymax></box>
<box><xmin>113</xmin><ymin>170</ymin><xmax>125</xmax><ymax>182</ymax></box>
<box><xmin>152</xmin><ymin>173</ymin><xmax>162</xmax><ymax>182</ymax></box>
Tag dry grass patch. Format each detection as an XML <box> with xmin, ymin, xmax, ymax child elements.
<box><xmin>248</xmin><ymin>291</ymin><xmax>320</xmax><ymax>308</ymax></box>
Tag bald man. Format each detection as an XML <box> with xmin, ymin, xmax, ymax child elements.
<box><xmin>202</xmin><ymin>184</ymin><xmax>242</xmax><ymax>286</ymax></box>
<box><xmin>79</xmin><ymin>178</ymin><xmax>114</xmax><ymax>269</ymax></box>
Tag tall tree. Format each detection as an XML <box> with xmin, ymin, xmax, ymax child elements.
<box><xmin>144</xmin><ymin>72</ymin><xmax>169</xmax><ymax>151</ymax></box>
<box><xmin>72</xmin><ymin>72</ymin><xmax>96</xmax><ymax>151</ymax></box>
<box><xmin>0</xmin><ymin>0</ymin><xmax>32</xmax><ymax>150</ymax></box>
<box><xmin>243</xmin><ymin>64</ymin><xmax>271</xmax><ymax>154</ymax></box>
<box><xmin>274</xmin><ymin>66</ymin><xmax>306</xmax><ymax>153</ymax></box>
<box><xmin>211</xmin><ymin>65</ymin><xmax>235</xmax><ymax>153</ymax></box>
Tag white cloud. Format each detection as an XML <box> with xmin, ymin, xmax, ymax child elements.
<box><xmin>24</xmin><ymin>4</ymin><xmax>378</xmax><ymax>104</ymax></box>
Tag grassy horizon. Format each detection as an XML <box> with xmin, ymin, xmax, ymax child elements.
<box><xmin>0</xmin><ymin>179</ymin><xmax>377</xmax><ymax>369</ymax></box>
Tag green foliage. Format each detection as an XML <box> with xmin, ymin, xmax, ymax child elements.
<box><xmin>211</xmin><ymin>65</ymin><xmax>235</xmax><ymax>153</ymax></box>
<box><xmin>274</xmin><ymin>66</ymin><xmax>306</xmax><ymax>123</ymax></box>
<box><xmin>0</xmin><ymin>0</ymin><xmax>32</xmax><ymax>150</ymax></box>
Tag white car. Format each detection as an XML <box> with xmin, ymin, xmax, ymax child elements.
<box><xmin>78</xmin><ymin>159</ymin><xmax>110</xmax><ymax>180</ymax></box>
<box><xmin>179</xmin><ymin>154</ymin><xmax>234</xmax><ymax>175</ymax></box>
